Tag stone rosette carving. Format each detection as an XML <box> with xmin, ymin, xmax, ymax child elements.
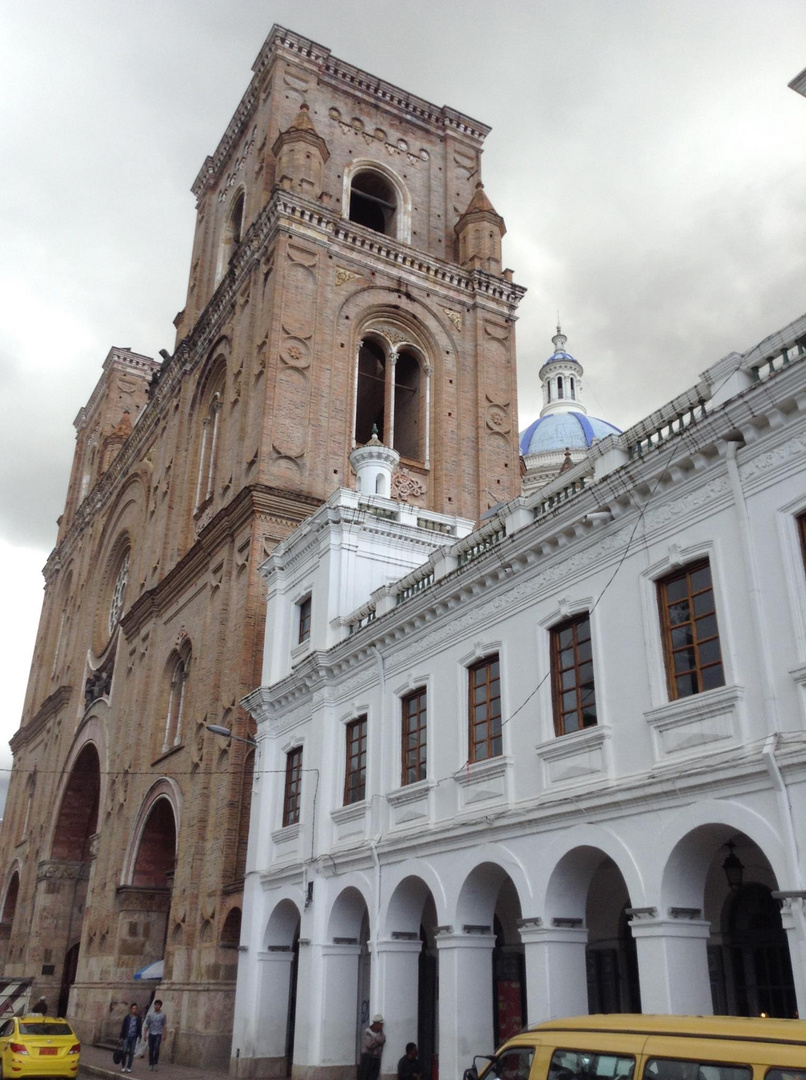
<box><xmin>442</xmin><ymin>308</ymin><xmax>462</xmax><ymax>331</ymax></box>
<box><xmin>485</xmin><ymin>403</ymin><xmax>511</xmax><ymax>433</ymax></box>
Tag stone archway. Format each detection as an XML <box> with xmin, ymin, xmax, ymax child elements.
<box><xmin>326</xmin><ymin>886</ymin><xmax>372</xmax><ymax>1072</ymax></box>
<box><xmin>381</xmin><ymin>875</ymin><xmax>440</xmax><ymax>1079</ymax></box>
<box><xmin>120</xmin><ymin>788</ymin><xmax>179</xmax><ymax>989</ymax></box>
<box><xmin>34</xmin><ymin>743</ymin><xmax>101</xmax><ymax>1015</ymax></box>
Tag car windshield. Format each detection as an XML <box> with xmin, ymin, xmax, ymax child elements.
<box><xmin>19</xmin><ymin>1023</ymin><xmax>73</xmax><ymax>1036</ymax></box>
<box><xmin>483</xmin><ymin>1049</ymin><xmax>535</xmax><ymax>1080</ymax></box>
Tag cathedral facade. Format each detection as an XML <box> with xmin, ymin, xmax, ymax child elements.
<box><xmin>0</xmin><ymin>28</ymin><xmax>523</xmax><ymax>1064</ymax></box>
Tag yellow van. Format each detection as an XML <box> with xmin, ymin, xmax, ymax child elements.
<box><xmin>465</xmin><ymin>1015</ymin><xmax>806</xmax><ymax>1080</ymax></box>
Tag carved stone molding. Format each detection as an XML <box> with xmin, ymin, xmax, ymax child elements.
<box><xmin>37</xmin><ymin>860</ymin><xmax>89</xmax><ymax>883</ymax></box>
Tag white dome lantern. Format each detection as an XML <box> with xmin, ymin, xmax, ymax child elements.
<box><xmin>350</xmin><ymin>428</ymin><xmax>400</xmax><ymax>498</ymax></box>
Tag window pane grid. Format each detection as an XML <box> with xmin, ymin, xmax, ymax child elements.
<box><xmin>401</xmin><ymin>688</ymin><xmax>427</xmax><ymax>785</ymax></box>
<box><xmin>551</xmin><ymin>614</ymin><xmax>598</xmax><ymax>736</ymax></box>
<box><xmin>344</xmin><ymin>717</ymin><xmax>368</xmax><ymax>805</ymax></box>
<box><xmin>283</xmin><ymin>747</ymin><xmax>303</xmax><ymax>827</ymax></box>
<box><xmin>659</xmin><ymin>560</ymin><xmax>725</xmax><ymax>699</ymax></box>
<box><xmin>469</xmin><ymin>657</ymin><xmax>502</xmax><ymax>762</ymax></box>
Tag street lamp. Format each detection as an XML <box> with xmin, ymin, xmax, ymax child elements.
<box><xmin>206</xmin><ymin>723</ymin><xmax>258</xmax><ymax>748</ymax></box>
<box><xmin>722</xmin><ymin>839</ymin><xmax>744</xmax><ymax>892</ymax></box>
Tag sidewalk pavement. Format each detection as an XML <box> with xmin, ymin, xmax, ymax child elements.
<box><xmin>79</xmin><ymin>1042</ymin><xmax>231</xmax><ymax>1080</ymax></box>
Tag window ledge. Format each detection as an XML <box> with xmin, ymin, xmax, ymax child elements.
<box><xmin>271</xmin><ymin>822</ymin><xmax>301</xmax><ymax>844</ymax></box>
<box><xmin>291</xmin><ymin>639</ymin><xmax>311</xmax><ymax>665</ymax></box>
<box><xmin>645</xmin><ymin>683</ymin><xmax>743</xmax><ymax>727</ymax></box>
<box><xmin>387</xmin><ymin>778</ymin><xmax>433</xmax><ymax>807</ymax></box>
<box><xmin>152</xmin><ymin>743</ymin><xmax>184</xmax><ymax>766</ymax></box>
<box><xmin>454</xmin><ymin>755</ymin><xmax>510</xmax><ymax>788</ymax></box>
<box><xmin>536</xmin><ymin>723</ymin><xmax>608</xmax><ymax>760</ymax></box>
<box><xmin>535</xmin><ymin>724</ymin><xmax>610</xmax><ymax>786</ymax></box>
<box><xmin>645</xmin><ymin>683</ymin><xmax>743</xmax><ymax>758</ymax></box>
<box><xmin>331</xmin><ymin>801</ymin><xmax>367</xmax><ymax>824</ymax></box>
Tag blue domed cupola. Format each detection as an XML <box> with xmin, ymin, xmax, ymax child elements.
<box><xmin>519</xmin><ymin>327</ymin><xmax>621</xmax><ymax>483</ymax></box>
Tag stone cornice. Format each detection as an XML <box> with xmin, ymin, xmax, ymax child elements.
<box><xmin>10</xmin><ymin>684</ymin><xmax>73</xmax><ymax>755</ymax></box>
<box><xmin>192</xmin><ymin>25</ymin><xmax>491</xmax><ymax>196</ymax></box>
<box><xmin>120</xmin><ymin>484</ymin><xmax>319</xmax><ymax>637</ymax></box>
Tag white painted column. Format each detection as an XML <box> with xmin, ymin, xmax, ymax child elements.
<box><xmin>318</xmin><ymin>942</ymin><xmax>363</xmax><ymax>1067</ymax></box>
<box><xmin>374</xmin><ymin>938</ymin><xmax>422</xmax><ymax>1080</ymax></box>
<box><xmin>255</xmin><ymin>950</ymin><xmax>295</xmax><ymax>1062</ymax></box>
<box><xmin>519</xmin><ymin>923</ymin><xmax>589</xmax><ymax>1023</ymax></box>
<box><xmin>629</xmin><ymin>915</ymin><xmax>713</xmax><ymax>1014</ymax></box>
<box><xmin>779</xmin><ymin>897</ymin><xmax>806</xmax><ymax>1018</ymax></box>
<box><xmin>436</xmin><ymin>930</ymin><xmax>495</xmax><ymax>1080</ymax></box>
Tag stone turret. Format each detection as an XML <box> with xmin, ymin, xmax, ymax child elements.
<box><xmin>454</xmin><ymin>181</ymin><xmax>506</xmax><ymax>273</ymax></box>
<box><xmin>272</xmin><ymin>102</ymin><xmax>330</xmax><ymax>199</ymax></box>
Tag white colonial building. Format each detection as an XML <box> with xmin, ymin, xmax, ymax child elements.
<box><xmin>232</xmin><ymin>314</ymin><xmax>806</xmax><ymax>1080</ymax></box>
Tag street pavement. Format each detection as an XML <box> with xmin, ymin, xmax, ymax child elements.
<box><xmin>79</xmin><ymin>1042</ymin><xmax>231</xmax><ymax>1080</ymax></box>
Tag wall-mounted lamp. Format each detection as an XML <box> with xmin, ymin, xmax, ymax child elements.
<box><xmin>206</xmin><ymin>723</ymin><xmax>258</xmax><ymax>748</ymax></box>
<box><xmin>723</xmin><ymin>839</ymin><xmax>744</xmax><ymax>891</ymax></box>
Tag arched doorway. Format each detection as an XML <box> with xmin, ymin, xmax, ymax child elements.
<box><xmin>124</xmin><ymin>791</ymin><xmax>178</xmax><ymax>986</ymax></box>
<box><xmin>44</xmin><ymin>744</ymin><xmax>101</xmax><ymax>1016</ymax></box>
<box><xmin>259</xmin><ymin>899</ymin><xmax>301</xmax><ymax>1073</ymax></box>
<box><xmin>724</xmin><ymin>882</ymin><xmax>795</xmax><ymax>1018</ymax></box>
<box><xmin>585</xmin><ymin>857</ymin><xmax>641</xmax><ymax>1013</ymax></box>
<box><xmin>384</xmin><ymin>876</ymin><xmax>439</xmax><ymax>1078</ymax></box>
<box><xmin>327</xmin><ymin>887</ymin><xmax>371</xmax><ymax>1070</ymax></box>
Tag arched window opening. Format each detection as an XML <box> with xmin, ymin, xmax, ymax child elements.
<box><xmin>132</xmin><ymin>799</ymin><xmax>177</xmax><ymax>888</ymax></box>
<box><xmin>393</xmin><ymin>350</ymin><xmax>422</xmax><ymax>461</ymax></box>
<box><xmin>52</xmin><ymin>745</ymin><xmax>100</xmax><ymax>862</ymax></box>
<box><xmin>230</xmin><ymin>191</ymin><xmax>245</xmax><ymax>246</ymax></box>
<box><xmin>195</xmin><ymin>390</ymin><xmax>223</xmax><ymax>509</ymax></box>
<box><xmin>1</xmin><ymin>873</ymin><xmax>19</xmax><ymax>927</ymax></box>
<box><xmin>557</xmin><ymin>376</ymin><xmax>564</xmax><ymax>400</ymax></box>
<box><xmin>349</xmin><ymin>171</ymin><xmax>397</xmax><ymax>236</ymax></box>
<box><xmin>569</xmin><ymin>377</ymin><xmax>576</xmax><ymax>400</ymax></box>
<box><xmin>164</xmin><ymin>650</ymin><xmax>190</xmax><ymax>752</ymax></box>
<box><xmin>355</xmin><ymin>340</ymin><xmax>386</xmax><ymax>444</ymax></box>
<box><xmin>221</xmin><ymin>908</ymin><xmax>242</xmax><ymax>947</ymax></box>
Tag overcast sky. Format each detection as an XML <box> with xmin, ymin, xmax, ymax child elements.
<box><xmin>0</xmin><ymin>0</ymin><xmax>804</xmax><ymax>813</ymax></box>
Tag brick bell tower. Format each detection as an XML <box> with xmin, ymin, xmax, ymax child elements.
<box><xmin>175</xmin><ymin>25</ymin><xmax>526</xmax><ymax>521</ymax></box>
<box><xmin>0</xmin><ymin>27</ymin><xmax>526</xmax><ymax>1068</ymax></box>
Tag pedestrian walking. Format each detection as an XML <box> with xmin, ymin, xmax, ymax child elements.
<box><xmin>144</xmin><ymin>999</ymin><xmax>167</xmax><ymax>1071</ymax></box>
<box><xmin>358</xmin><ymin>1015</ymin><xmax>386</xmax><ymax>1080</ymax></box>
<box><xmin>119</xmin><ymin>1003</ymin><xmax>142</xmax><ymax>1073</ymax></box>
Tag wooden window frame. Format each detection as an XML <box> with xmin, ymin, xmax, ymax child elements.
<box><xmin>401</xmin><ymin>687</ymin><xmax>427</xmax><ymax>786</ymax></box>
<box><xmin>298</xmin><ymin>596</ymin><xmax>312</xmax><ymax>644</ymax></box>
<box><xmin>468</xmin><ymin>655</ymin><xmax>502</xmax><ymax>763</ymax></box>
<box><xmin>283</xmin><ymin>746</ymin><xmax>303</xmax><ymax>827</ymax></box>
<box><xmin>550</xmin><ymin>613</ymin><xmax>597</xmax><ymax>736</ymax></box>
<box><xmin>344</xmin><ymin>716</ymin><xmax>368</xmax><ymax>805</ymax></box>
<box><xmin>658</xmin><ymin>559</ymin><xmax>724</xmax><ymax>700</ymax></box>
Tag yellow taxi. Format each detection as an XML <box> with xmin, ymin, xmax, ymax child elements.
<box><xmin>0</xmin><ymin>1015</ymin><xmax>80</xmax><ymax>1079</ymax></box>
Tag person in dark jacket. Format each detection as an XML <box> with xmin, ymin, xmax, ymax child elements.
<box><xmin>397</xmin><ymin>1043</ymin><xmax>423</xmax><ymax>1080</ymax></box>
<box><xmin>119</xmin><ymin>1003</ymin><xmax>142</xmax><ymax>1073</ymax></box>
